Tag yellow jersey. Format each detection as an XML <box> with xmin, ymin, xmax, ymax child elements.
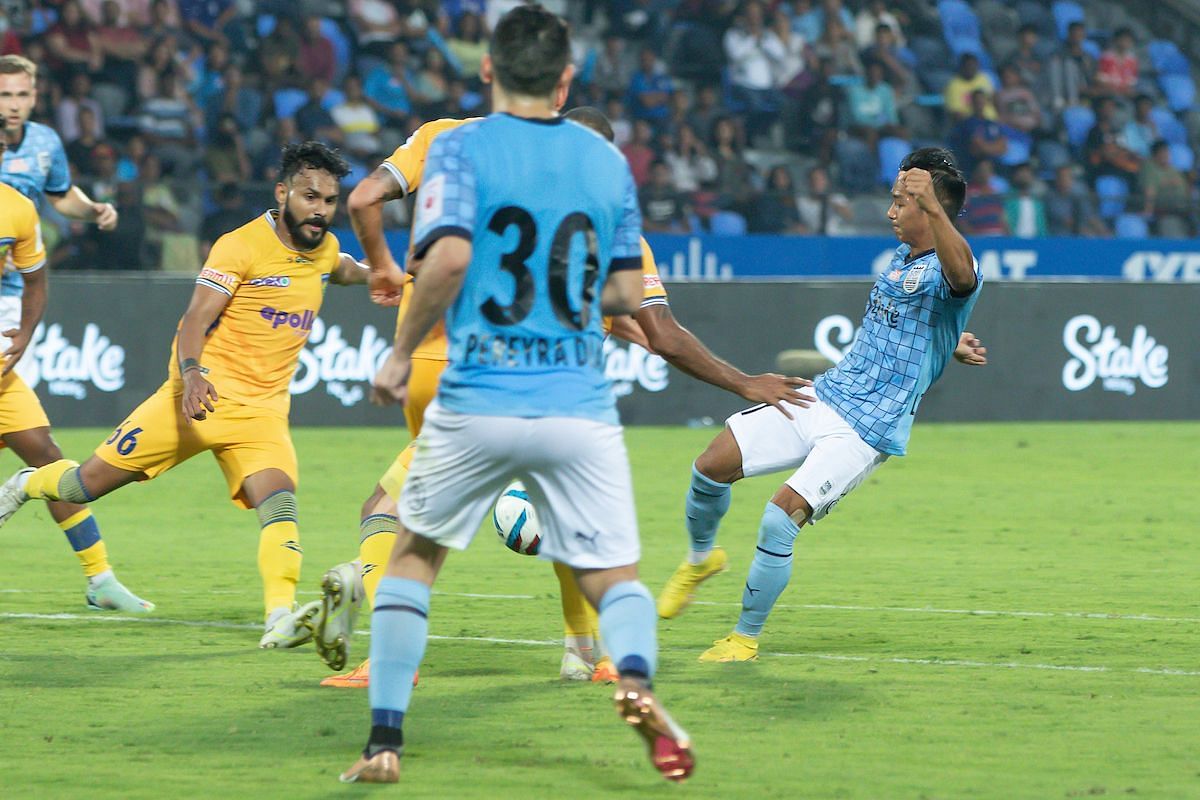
<box><xmin>0</xmin><ymin>182</ymin><xmax>47</xmax><ymax>275</ymax></box>
<box><xmin>172</xmin><ymin>211</ymin><xmax>341</xmax><ymax>414</ymax></box>
<box><xmin>602</xmin><ymin>237</ymin><xmax>668</xmax><ymax>334</ymax></box>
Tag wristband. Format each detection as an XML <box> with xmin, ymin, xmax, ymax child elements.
<box><xmin>180</xmin><ymin>358</ymin><xmax>207</xmax><ymax>375</ymax></box>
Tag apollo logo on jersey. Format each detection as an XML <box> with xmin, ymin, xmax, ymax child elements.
<box><xmin>12</xmin><ymin>322</ymin><xmax>125</xmax><ymax>399</ymax></box>
<box><xmin>1061</xmin><ymin>315</ymin><xmax>1168</xmax><ymax>396</ymax></box>
<box><xmin>260</xmin><ymin>307</ymin><xmax>316</xmax><ymax>331</ymax></box>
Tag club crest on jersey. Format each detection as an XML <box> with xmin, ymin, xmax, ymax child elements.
<box><xmin>902</xmin><ymin>263</ymin><xmax>926</xmax><ymax>293</ymax></box>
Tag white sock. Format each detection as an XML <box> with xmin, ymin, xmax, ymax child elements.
<box><xmin>687</xmin><ymin>549</ymin><xmax>712</xmax><ymax>565</ymax></box>
<box><xmin>88</xmin><ymin>569</ymin><xmax>114</xmax><ymax>589</ymax></box>
<box><xmin>565</xmin><ymin>635</ymin><xmax>594</xmax><ymax>660</ymax></box>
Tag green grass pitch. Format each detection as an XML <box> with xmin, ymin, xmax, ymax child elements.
<box><xmin>0</xmin><ymin>423</ymin><xmax>1196</xmax><ymax>799</ymax></box>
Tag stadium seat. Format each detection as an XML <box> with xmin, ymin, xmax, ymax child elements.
<box><xmin>709</xmin><ymin>210</ymin><xmax>747</xmax><ymax>236</ymax></box>
<box><xmin>1168</xmin><ymin>142</ymin><xmax>1195</xmax><ymax>172</ymax></box>
<box><xmin>877</xmin><ymin>137</ymin><xmax>912</xmax><ymax>185</ymax></box>
<box><xmin>320</xmin><ymin>19</ymin><xmax>353</xmax><ymax>83</ymax></box>
<box><xmin>976</xmin><ymin>0</ymin><xmax>1019</xmax><ymax>40</ymax></box>
<box><xmin>937</xmin><ymin>0</ymin><xmax>982</xmax><ymax>58</ymax></box>
<box><xmin>1094</xmin><ymin>175</ymin><xmax>1129</xmax><ymax>219</ymax></box>
<box><xmin>836</xmin><ymin>137</ymin><xmax>877</xmax><ymax>193</ymax></box>
<box><xmin>1150</xmin><ymin>107</ymin><xmax>1188</xmax><ymax>146</ymax></box>
<box><xmin>1147</xmin><ymin>40</ymin><xmax>1190</xmax><ymax>76</ymax></box>
<box><xmin>1062</xmin><ymin>105</ymin><xmax>1096</xmax><ymax>150</ymax></box>
<box><xmin>1051</xmin><ymin>0</ymin><xmax>1085</xmax><ymax>40</ymax></box>
<box><xmin>1080</xmin><ymin>39</ymin><xmax>1101</xmax><ymax>61</ymax></box>
<box><xmin>273</xmin><ymin>88</ymin><xmax>308</xmax><ymax>119</ymax></box>
<box><xmin>1114</xmin><ymin>213</ymin><xmax>1149</xmax><ymax>239</ymax></box>
<box><xmin>1035</xmin><ymin>140</ymin><xmax>1072</xmax><ymax>177</ymax></box>
<box><xmin>256</xmin><ymin>14</ymin><xmax>277</xmax><ymax>38</ymax></box>
<box><xmin>911</xmin><ymin>35</ymin><xmax>950</xmax><ymax>72</ymax></box>
<box><xmin>1160</xmin><ymin>74</ymin><xmax>1196</xmax><ymax>113</ymax></box>
<box><xmin>998</xmin><ymin>127</ymin><xmax>1032</xmax><ymax>167</ymax></box>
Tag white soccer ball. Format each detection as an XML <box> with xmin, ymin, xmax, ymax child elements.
<box><xmin>492</xmin><ymin>481</ymin><xmax>541</xmax><ymax>556</ymax></box>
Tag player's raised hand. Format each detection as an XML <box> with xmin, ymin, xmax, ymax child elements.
<box><xmin>953</xmin><ymin>331</ymin><xmax>987</xmax><ymax>366</ymax></box>
<box><xmin>181</xmin><ymin>370</ymin><xmax>219</xmax><ymax>423</ymax></box>
<box><xmin>739</xmin><ymin>374</ymin><xmax>817</xmax><ymax>419</ymax></box>
<box><xmin>368</xmin><ymin>259</ymin><xmax>406</xmax><ymax>307</ymax></box>
<box><xmin>372</xmin><ymin>351</ymin><xmax>412</xmax><ymax>407</ymax></box>
<box><xmin>1</xmin><ymin>327</ymin><xmax>30</xmax><ymax>375</ymax></box>
<box><xmin>93</xmin><ymin>202</ymin><xmax>119</xmax><ymax>231</ymax></box>
<box><xmin>899</xmin><ymin>169</ymin><xmax>940</xmax><ymax>215</ymax></box>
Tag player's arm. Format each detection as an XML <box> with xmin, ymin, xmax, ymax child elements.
<box><xmin>330</xmin><ymin>253</ymin><xmax>370</xmax><ymax>285</ymax></box>
<box><xmin>600</xmin><ymin>267</ymin><xmax>643</xmax><ymax>316</ymax></box>
<box><xmin>953</xmin><ymin>331</ymin><xmax>987</xmax><ymax>366</ymax></box>
<box><xmin>347</xmin><ymin>165</ymin><xmax>406</xmax><ymax>305</ymax></box>
<box><xmin>3</xmin><ymin>263</ymin><xmax>45</xmax><ymax>375</ymax></box>
<box><xmin>636</xmin><ymin>304</ymin><xmax>815</xmax><ymax>416</ymax></box>
<box><xmin>607</xmin><ymin>313</ymin><xmax>651</xmax><ymax>350</ymax></box>
<box><xmin>900</xmin><ymin>168</ymin><xmax>977</xmax><ymax>295</ymax></box>
<box><xmin>175</xmin><ymin>285</ymin><xmax>229</xmax><ymax>422</ymax></box>
<box><xmin>46</xmin><ymin>185</ymin><xmax>119</xmax><ymax>231</ymax></box>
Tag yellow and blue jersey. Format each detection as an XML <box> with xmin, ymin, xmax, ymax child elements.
<box><xmin>0</xmin><ymin>121</ymin><xmax>70</xmax><ymax>298</ymax></box>
<box><xmin>814</xmin><ymin>244</ymin><xmax>982</xmax><ymax>456</ymax></box>
<box><xmin>410</xmin><ymin>113</ymin><xmax>643</xmax><ymax>424</ymax></box>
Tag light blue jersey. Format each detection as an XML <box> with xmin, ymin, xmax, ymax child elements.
<box><xmin>815</xmin><ymin>244</ymin><xmax>982</xmax><ymax>456</ymax></box>
<box><xmin>0</xmin><ymin>122</ymin><xmax>71</xmax><ymax>298</ymax></box>
<box><xmin>410</xmin><ymin>113</ymin><xmax>643</xmax><ymax>425</ymax></box>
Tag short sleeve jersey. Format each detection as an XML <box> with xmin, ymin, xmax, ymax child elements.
<box><xmin>170</xmin><ymin>212</ymin><xmax>341</xmax><ymax>415</ymax></box>
<box><xmin>409</xmin><ymin>114</ymin><xmax>644</xmax><ymax>424</ymax></box>
<box><xmin>602</xmin><ymin>237</ymin><xmax>668</xmax><ymax>334</ymax></box>
<box><xmin>0</xmin><ymin>182</ymin><xmax>47</xmax><ymax>276</ymax></box>
<box><xmin>814</xmin><ymin>245</ymin><xmax>982</xmax><ymax>456</ymax></box>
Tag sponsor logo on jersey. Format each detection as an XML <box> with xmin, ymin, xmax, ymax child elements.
<box><xmin>12</xmin><ymin>322</ymin><xmax>125</xmax><ymax>399</ymax></box>
<box><xmin>36</xmin><ymin>151</ymin><xmax>51</xmax><ymax>174</ymax></box>
<box><xmin>260</xmin><ymin>307</ymin><xmax>316</xmax><ymax>331</ymax></box>
<box><xmin>198</xmin><ymin>267</ymin><xmax>236</xmax><ymax>287</ymax></box>
<box><xmin>247</xmin><ymin>275</ymin><xmax>292</xmax><ymax>287</ymax></box>
<box><xmin>865</xmin><ymin>287</ymin><xmax>901</xmax><ymax>328</ymax></box>
<box><xmin>1061</xmin><ymin>315</ymin><xmax>1168</xmax><ymax>396</ymax></box>
<box><xmin>416</xmin><ymin>173</ymin><xmax>445</xmax><ymax>228</ymax></box>
<box><xmin>288</xmin><ymin>255</ymin><xmax>313</xmax><ymax>264</ymax></box>
<box><xmin>643</xmin><ymin>273</ymin><xmax>663</xmax><ymax>290</ymax></box>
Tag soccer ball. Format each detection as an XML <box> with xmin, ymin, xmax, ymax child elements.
<box><xmin>493</xmin><ymin>481</ymin><xmax>541</xmax><ymax>556</ymax></box>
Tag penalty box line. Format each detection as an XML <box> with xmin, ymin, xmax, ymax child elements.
<box><xmin>3</xmin><ymin>611</ymin><xmax>1198</xmax><ymax>678</ymax></box>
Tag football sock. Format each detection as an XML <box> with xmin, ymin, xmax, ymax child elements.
<box><xmin>685</xmin><ymin>464</ymin><xmax>731</xmax><ymax>561</ymax></box>
<box><xmin>256</xmin><ymin>490</ymin><xmax>302</xmax><ymax>618</ymax></box>
<box><xmin>359</xmin><ymin>514</ymin><xmax>399</xmax><ymax>607</ymax></box>
<box><xmin>57</xmin><ymin>508</ymin><xmax>110</xmax><ymax>577</ymax></box>
<box><xmin>598</xmin><ymin>581</ymin><xmax>657</xmax><ymax>682</ymax></box>
<box><xmin>25</xmin><ymin>460</ymin><xmax>92</xmax><ymax>504</ymax></box>
<box><xmin>735</xmin><ymin>502</ymin><xmax>800</xmax><ymax>637</ymax></box>
<box><xmin>554</xmin><ymin>561</ymin><xmax>598</xmax><ymax>652</ymax></box>
<box><xmin>369</xmin><ymin>576</ymin><xmax>430</xmax><ymax>748</ymax></box>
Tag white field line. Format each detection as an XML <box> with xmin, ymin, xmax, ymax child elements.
<box><xmin>2</xmin><ymin>612</ymin><xmax>1197</xmax><ymax>677</ymax></box>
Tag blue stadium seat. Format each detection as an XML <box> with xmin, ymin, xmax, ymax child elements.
<box><xmin>937</xmin><ymin>0</ymin><xmax>982</xmax><ymax>58</ymax></box>
<box><xmin>998</xmin><ymin>126</ymin><xmax>1032</xmax><ymax>166</ymax></box>
<box><xmin>1150</xmin><ymin>107</ymin><xmax>1187</xmax><ymax>145</ymax></box>
<box><xmin>878</xmin><ymin>136</ymin><xmax>912</xmax><ymax>185</ymax></box>
<box><xmin>710</xmin><ymin>210</ymin><xmax>747</xmax><ymax>236</ymax></box>
<box><xmin>320</xmin><ymin>19</ymin><xmax>353</xmax><ymax>82</ymax></box>
<box><xmin>1114</xmin><ymin>213</ymin><xmax>1149</xmax><ymax>239</ymax></box>
<box><xmin>1095</xmin><ymin>175</ymin><xmax>1129</xmax><ymax>219</ymax></box>
<box><xmin>1080</xmin><ymin>39</ymin><xmax>1101</xmax><ymax>60</ymax></box>
<box><xmin>257</xmin><ymin>14</ymin><xmax>277</xmax><ymax>38</ymax></box>
<box><xmin>1035</xmin><ymin>140</ymin><xmax>1071</xmax><ymax>177</ymax></box>
<box><xmin>1051</xmin><ymin>0</ymin><xmax>1085</xmax><ymax>40</ymax></box>
<box><xmin>1168</xmin><ymin>142</ymin><xmax>1195</xmax><ymax>171</ymax></box>
<box><xmin>273</xmin><ymin>88</ymin><xmax>308</xmax><ymax>119</ymax></box>
<box><xmin>1062</xmin><ymin>105</ymin><xmax>1096</xmax><ymax>149</ymax></box>
<box><xmin>1160</xmin><ymin>74</ymin><xmax>1196</xmax><ymax>112</ymax></box>
<box><xmin>1147</xmin><ymin>40</ymin><xmax>1190</xmax><ymax>76</ymax></box>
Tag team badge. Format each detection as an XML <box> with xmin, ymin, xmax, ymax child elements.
<box><xmin>902</xmin><ymin>263</ymin><xmax>926</xmax><ymax>293</ymax></box>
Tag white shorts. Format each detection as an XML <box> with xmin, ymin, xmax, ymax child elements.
<box><xmin>398</xmin><ymin>400</ymin><xmax>640</xmax><ymax>569</ymax></box>
<box><xmin>726</xmin><ymin>399</ymin><xmax>888</xmax><ymax>522</ymax></box>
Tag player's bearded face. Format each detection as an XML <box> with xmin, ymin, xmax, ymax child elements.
<box><xmin>283</xmin><ymin>201</ymin><xmax>328</xmax><ymax>249</ymax></box>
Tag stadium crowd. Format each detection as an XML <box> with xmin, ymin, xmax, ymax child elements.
<box><xmin>1</xmin><ymin>0</ymin><xmax>1198</xmax><ymax>271</ymax></box>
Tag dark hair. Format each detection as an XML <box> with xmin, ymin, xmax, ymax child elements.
<box><xmin>1115</xmin><ymin>26</ymin><xmax>1133</xmax><ymax>39</ymax></box>
<box><xmin>490</xmin><ymin>5</ymin><xmax>570</xmax><ymax>97</ymax></box>
<box><xmin>899</xmin><ymin>147</ymin><xmax>967</xmax><ymax>218</ymax></box>
<box><xmin>564</xmin><ymin>106</ymin><xmax>614</xmax><ymax>142</ymax></box>
<box><xmin>278</xmin><ymin>140</ymin><xmax>350</xmax><ymax>183</ymax></box>
<box><xmin>1018</xmin><ymin>23</ymin><xmax>1037</xmax><ymax>36</ymax></box>
<box><xmin>1151</xmin><ymin>139</ymin><xmax>1170</xmax><ymax>155</ymax></box>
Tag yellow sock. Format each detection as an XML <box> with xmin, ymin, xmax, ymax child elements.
<box><xmin>258</xmin><ymin>520</ymin><xmax>302</xmax><ymax>618</ymax></box>
<box><xmin>25</xmin><ymin>459</ymin><xmax>78</xmax><ymax>501</ymax></box>
<box><xmin>554</xmin><ymin>561</ymin><xmax>599</xmax><ymax>641</ymax></box>
<box><xmin>58</xmin><ymin>508</ymin><xmax>110</xmax><ymax>577</ymax></box>
<box><xmin>358</xmin><ymin>515</ymin><xmax>398</xmax><ymax>608</ymax></box>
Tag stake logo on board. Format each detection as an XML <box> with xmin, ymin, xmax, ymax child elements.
<box><xmin>1061</xmin><ymin>315</ymin><xmax>1168</xmax><ymax>396</ymax></box>
<box><xmin>14</xmin><ymin>323</ymin><xmax>126</xmax><ymax>399</ymax></box>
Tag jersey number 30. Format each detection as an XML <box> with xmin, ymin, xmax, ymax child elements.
<box><xmin>481</xmin><ymin>206</ymin><xmax>599</xmax><ymax>331</ymax></box>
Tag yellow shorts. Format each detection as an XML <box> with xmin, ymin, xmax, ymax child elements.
<box><xmin>0</xmin><ymin>370</ymin><xmax>51</xmax><ymax>441</ymax></box>
<box><xmin>94</xmin><ymin>382</ymin><xmax>298</xmax><ymax>509</ymax></box>
<box><xmin>379</xmin><ymin>357</ymin><xmax>446</xmax><ymax>500</ymax></box>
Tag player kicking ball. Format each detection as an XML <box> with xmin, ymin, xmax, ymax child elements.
<box><xmin>657</xmin><ymin>147</ymin><xmax>989</xmax><ymax>661</ymax></box>
<box><xmin>0</xmin><ymin>142</ymin><xmax>371</xmax><ymax>648</ymax></box>
<box><xmin>337</xmin><ymin>6</ymin><xmax>692</xmax><ymax>784</ymax></box>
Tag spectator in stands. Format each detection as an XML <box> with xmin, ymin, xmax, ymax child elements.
<box><xmin>206</xmin><ymin>62</ymin><xmax>262</xmax><ymax>133</ymax></box>
<box><xmin>333</xmin><ymin>74</ymin><xmax>381</xmax><ymax>158</ymax></box>
<box><xmin>960</xmin><ymin>160</ymin><xmax>1009</xmax><ymax>236</ymax></box>
<box><xmin>723</xmin><ymin>1</ymin><xmax>785</xmax><ymax>140</ymax></box>
<box><xmin>138</xmin><ymin>36</ymin><xmax>184</xmax><ymax>103</ymax></box>
<box><xmin>593</xmin><ymin>35</ymin><xmax>631</xmax><ymax>101</ymax></box>
<box><xmin>1085</xmin><ymin>96</ymin><xmax>1140</xmax><ymax>183</ymax></box>
<box><xmin>1045</xmin><ymin>165</ymin><xmax>1109</xmax><ymax>237</ymax></box>
<box><xmin>861</xmin><ymin>22</ymin><xmax>912</xmax><ymax>98</ymax></box>
<box><xmin>178</xmin><ymin>0</ymin><xmax>236</xmax><ymax>48</ymax></box>
<box><xmin>812</xmin><ymin>13</ymin><xmax>862</xmax><ymax>77</ymax></box>
<box><xmin>253</xmin><ymin>116</ymin><xmax>300</xmax><ymax>179</ymax></box>
<box><xmin>750</xmin><ymin>165</ymin><xmax>804</xmax><ymax>234</ymax></box>
<box><xmin>1140</xmin><ymin>140</ymin><xmax>1193</xmax><ymax>237</ymax></box>
<box><xmin>1010</xmin><ymin>24</ymin><xmax>1050</xmax><ymax>109</ymax></box>
<box><xmin>448</xmin><ymin>11</ymin><xmax>487</xmax><ymax>84</ymax></box>
<box><xmin>138</xmin><ymin>65</ymin><xmax>198</xmax><ymax>157</ymax></box>
<box><xmin>349</xmin><ymin>0</ymin><xmax>405</xmax><ymax>60</ymax></box>
<box><xmin>1122</xmin><ymin>95</ymin><xmax>1158</xmax><ymax>159</ymax></box>
<box><xmin>1003</xmin><ymin>163</ymin><xmax>1046</xmax><ymax>238</ymax></box>
<box><xmin>855</xmin><ymin>0</ymin><xmax>905</xmax><ymax>50</ymax></box>
<box><xmin>995</xmin><ymin>64</ymin><xmax>1041</xmax><ymax>135</ymax></box>
<box><xmin>202</xmin><ymin>113</ymin><xmax>250</xmax><ymax>184</ymax></box>
<box><xmin>711</xmin><ymin>116</ymin><xmax>755</xmax><ymax>214</ymax></box>
<box><xmin>689</xmin><ymin>84</ymin><xmax>722</xmax><ymax>145</ymax></box>
<box><xmin>794</xmin><ymin>0</ymin><xmax>854</xmax><ymax>46</ymax></box>
<box><xmin>621</xmin><ymin>118</ymin><xmax>656</xmax><ymax>186</ymax></box>
<box><xmin>57</xmin><ymin>72</ymin><xmax>105</xmax><ymax>143</ymax></box>
<box><xmin>845</xmin><ymin>58</ymin><xmax>899</xmax><ymax>150</ymax></box>
<box><xmin>200</xmin><ymin>182</ymin><xmax>247</xmax><ymax>258</ymax></box>
<box><xmin>664</xmin><ymin>123</ymin><xmax>717</xmax><ymax>192</ymax></box>
<box><xmin>96</xmin><ymin>0</ymin><xmax>147</xmax><ymax>96</ymax></box>
<box><xmin>944</xmin><ymin>53</ymin><xmax>995</xmax><ymax>122</ymax></box>
<box><xmin>295</xmin><ymin>79</ymin><xmax>341</xmax><ymax>143</ymax></box>
<box><xmin>771</xmin><ymin>6</ymin><xmax>808</xmax><ymax>95</ymax></box>
<box><xmin>949</xmin><ymin>89</ymin><xmax>1007</xmax><ymax>177</ymax></box>
<box><xmin>66</xmin><ymin>106</ymin><xmax>104</xmax><ymax>176</ymax></box>
<box><xmin>1049</xmin><ymin>21</ymin><xmax>1096</xmax><ymax>112</ymax></box>
<box><xmin>46</xmin><ymin>0</ymin><xmax>103</xmax><ymax>79</ymax></box>
<box><xmin>1097</xmin><ymin>27</ymin><xmax>1138</xmax><ymax>99</ymax></box>
<box><xmin>409</xmin><ymin>49</ymin><xmax>451</xmax><ymax>119</ymax></box>
<box><xmin>662</xmin><ymin>89</ymin><xmax>693</xmax><ymax>138</ymax></box>
<box><xmin>640</xmin><ymin>160</ymin><xmax>689</xmax><ymax>233</ymax></box>
<box><xmin>796</xmin><ymin>164</ymin><xmax>852</xmax><ymax>235</ymax></box>
<box><xmin>141</xmin><ymin>0</ymin><xmax>184</xmax><ymax>46</ymax></box>
<box><xmin>787</xmin><ymin>55</ymin><xmax>839</xmax><ymax>160</ymax></box>
<box><xmin>140</xmin><ymin>153</ymin><xmax>194</xmax><ymax>271</ymax></box>
<box><xmin>298</xmin><ymin>16</ymin><xmax>336</xmax><ymax>85</ymax></box>
<box><xmin>258</xmin><ymin>16</ymin><xmax>300</xmax><ymax>88</ymax></box>
<box><xmin>364</xmin><ymin>41</ymin><xmax>415</xmax><ymax>126</ymax></box>
<box><xmin>443</xmin><ymin>78</ymin><xmax>484</xmax><ymax>117</ymax></box>
<box><xmin>192</xmin><ymin>39</ymin><xmax>230</xmax><ymax>117</ymax></box>
<box><xmin>626</xmin><ymin>46</ymin><xmax>673</xmax><ymax>125</ymax></box>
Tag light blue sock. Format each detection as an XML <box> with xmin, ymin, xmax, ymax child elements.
<box><xmin>685</xmin><ymin>464</ymin><xmax>731</xmax><ymax>555</ymax></box>
<box><xmin>598</xmin><ymin>581</ymin><xmax>658</xmax><ymax>681</ymax></box>
<box><xmin>369</xmin><ymin>576</ymin><xmax>431</xmax><ymax>725</ymax></box>
<box><xmin>735</xmin><ymin>502</ymin><xmax>800</xmax><ymax>637</ymax></box>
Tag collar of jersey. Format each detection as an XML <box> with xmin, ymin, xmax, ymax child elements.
<box><xmin>904</xmin><ymin>247</ymin><xmax>935</xmax><ymax>264</ymax></box>
<box><xmin>497</xmin><ymin>112</ymin><xmax>565</xmax><ymax>126</ymax></box>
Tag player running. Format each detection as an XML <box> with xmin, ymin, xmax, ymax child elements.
<box><xmin>0</xmin><ymin>56</ymin><xmax>146</xmax><ymax>613</ymax></box>
<box><xmin>657</xmin><ymin>147</ymin><xmax>989</xmax><ymax>661</ymax></box>
<box><xmin>337</xmin><ymin>6</ymin><xmax>693</xmax><ymax>783</ymax></box>
<box><xmin>0</xmin><ymin>142</ymin><xmax>369</xmax><ymax>648</ymax></box>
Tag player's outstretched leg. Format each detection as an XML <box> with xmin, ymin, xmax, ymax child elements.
<box><xmin>657</xmin><ymin>462</ymin><xmax>732</xmax><ymax>618</ymax></box>
<box><xmin>701</xmin><ymin>498</ymin><xmax>802</xmax><ymax>663</ymax></box>
<box><xmin>553</xmin><ymin>561</ymin><xmax>597</xmax><ymax>680</ymax></box>
<box><xmin>247</xmin><ymin>475</ymin><xmax>314</xmax><ymax>649</ymax></box>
